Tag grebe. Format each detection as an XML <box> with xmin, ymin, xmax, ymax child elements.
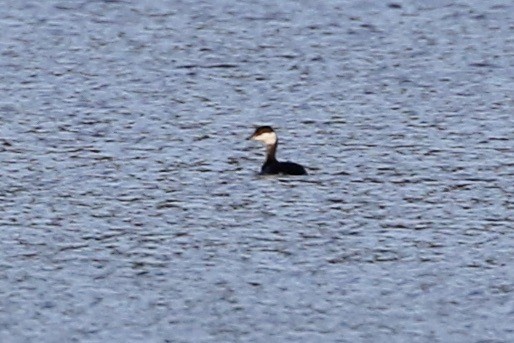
<box><xmin>248</xmin><ymin>126</ymin><xmax>308</xmax><ymax>175</ymax></box>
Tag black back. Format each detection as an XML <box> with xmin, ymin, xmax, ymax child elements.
<box><xmin>261</xmin><ymin>160</ymin><xmax>307</xmax><ymax>175</ymax></box>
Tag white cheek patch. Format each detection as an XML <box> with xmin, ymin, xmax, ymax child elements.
<box><xmin>254</xmin><ymin>132</ymin><xmax>277</xmax><ymax>145</ymax></box>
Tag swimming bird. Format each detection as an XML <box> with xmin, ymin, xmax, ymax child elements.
<box><xmin>248</xmin><ymin>126</ymin><xmax>307</xmax><ymax>175</ymax></box>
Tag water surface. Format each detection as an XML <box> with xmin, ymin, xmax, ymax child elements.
<box><xmin>0</xmin><ymin>0</ymin><xmax>513</xmax><ymax>342</ymax></box>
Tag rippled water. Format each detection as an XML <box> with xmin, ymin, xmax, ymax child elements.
<box><xmin>1</xmin><ymin>0</ymin><xmax>513</xmax><ymax>342</ymax></box>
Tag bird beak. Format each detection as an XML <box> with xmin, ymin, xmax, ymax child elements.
<box><xmin>247</xmin><ymin>134</ymin><xmax>255</xmax><ymax>140</ymax></box>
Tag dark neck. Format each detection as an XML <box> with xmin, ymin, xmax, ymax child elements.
<box><xmin>265</xmin><ymin>141</ymin><xmax>278</xmax><ymax>163</ymax></box>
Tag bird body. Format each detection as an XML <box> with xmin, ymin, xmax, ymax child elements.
<box><xmin>248</xmin><ymin>126</ymin><xmax>307</xmax><ymax>176</ymax></box>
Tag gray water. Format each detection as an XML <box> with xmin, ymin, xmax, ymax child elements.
<box><xmin>1</xmin><ymin>0</ymin><xmax>513</xmax><ymax>342</ymax></box>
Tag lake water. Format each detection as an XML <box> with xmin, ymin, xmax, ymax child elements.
<box><xmin>0</xmin><ymin>0</ymin><xmax>513</xmax><ymax>342</ymax></box>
